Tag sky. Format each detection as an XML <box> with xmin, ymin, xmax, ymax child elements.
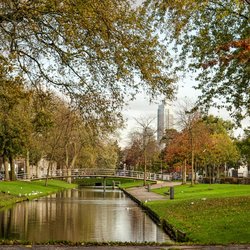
<box><xmin>117</xmin><ymin>0</ymin><xmax>248</xmax><ymax>147</ymax></box>
<box><xmin>118</xmin><ymin>74</ymin><xmax>248</xmax><ymax>148</ymax></box>
<box><xmin>118</xmin><ymin>74</ymin><xmax>199</xmax><ymax>147</ymax></box>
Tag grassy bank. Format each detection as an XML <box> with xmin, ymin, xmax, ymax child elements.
<box><xmin>147</xmin><ymin>184</ymin><xmax>250</xmax><ymax>244</ymax></box>
<box><xmin>0</xmin><ymin>180</ymin><xmax>77</xmax><ymax>208</ymax></box>
<box><xmin>119</xmin><ymin>180</ymin><xmax>155</xmax><ymax>189</ymax></box>
<box><xmin>74</xmin><ymin>177</ymin><xmax>155</xmax><ymax>188</ymax></box>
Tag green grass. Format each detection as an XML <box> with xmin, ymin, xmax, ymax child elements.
<box><xmin>0</xmin><ymin>192</ymin><xmax>25</xmax><ymax>208</ymax></box>
<box><xmin>74</xmin><ymin>177</ymin><xmax>155</xmax><ymax>188</ymax></box>
<box><xmin>147</xmin><ymin>184</ymin><xmax>250</xmax><ymax>244</ymax></box>
<box><xmin>153</xmin><ymin>183</ymin><xmax>250</xmax><ymax>199</ymax></box>
<box><xmin>0</xmin><ymin>180</ymin><xmax>77</xmax><ymax>208</ymax></box>
<box><xmin>74</xmin><ymin>177</ymin><xmax>139</xmax><ymax>186</ymax></box>
<box><xmin>119</xmin><ymin>180</ymin><xmax>155</xmax><ymax>189</ymax></box>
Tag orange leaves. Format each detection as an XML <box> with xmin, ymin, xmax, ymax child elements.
<box><xmin>219</xmin><ymin>38</ymin><xmax>250</xmax><ymax>51</ymax></box>
<box><xmin>202</xmin><ymin>38</ymin><xmax>250</xmax><ymax>69</ymax></box>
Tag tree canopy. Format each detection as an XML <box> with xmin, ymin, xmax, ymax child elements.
<box><xmin>164</xmin><ymin>115</ymin><xmax>240</xmax><ymax>182</ymax></box>
<box><xmin>237</xmin><ymin>129</ymin><xmax>250</xmax><ymax>166</ymax></box>
<box><xmin>145</xmin><ymin>0</ymin><xmax>250</xmax><ymax>123</ymax></box>
<box><xmin>0</xmin><ymin>0</ymin><xmax>175</xmax><ymax>126</ymax></box>
<box><xmin>0</xmin><ymin>69</ymin><xmax>32</xmax><ymax>180</ymax></box>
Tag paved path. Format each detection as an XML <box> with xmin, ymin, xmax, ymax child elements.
<box><xmin>124</xmin><ymin>181</ymin><xmax>181</xmax><ymax>202</ymax></box>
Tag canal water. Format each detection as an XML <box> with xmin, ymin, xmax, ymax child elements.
<box><xmin>0</xmin><ymin>188</ymin><xmax>171</xmax><ymax>243</ymax></box>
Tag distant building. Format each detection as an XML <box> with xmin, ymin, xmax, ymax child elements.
<box><xmin>157</xmin><ymin>100</ymin><xmax>174</xmax><ymax>144</ymax></box>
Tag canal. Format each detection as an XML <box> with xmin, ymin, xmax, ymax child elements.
<box><xmin>0</xmin><ymin>188</ymin><xmax>171</xmax><ymax>243</ymax></box>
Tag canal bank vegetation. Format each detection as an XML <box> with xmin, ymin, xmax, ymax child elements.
<box><xmin>75</xmin><ymin>177</ymin><xmax>137</xmax><ymax>186</ymax></box>
<box><xmin>74</xmin><ymin>177</ymin><xmax>155</xmax><ymax>188</ymax></box>
<box><xmin>147</xmin><ymin>184</ymin><xmax>250</xmax><ymax>244</ymax></box>
<box><xmin>0</xmin><ymin>180</ymin><xmax>76</xmax><ymax>208</ymax></box>
<box><xmin>119</xmin><ymin>180</ymin><xmax>155</xmax><ymax>189</ymax></box>
<box><xmin>0</xmin><ymin>240</ymin><xmax>174</xmax><ymax>247</ymax></box>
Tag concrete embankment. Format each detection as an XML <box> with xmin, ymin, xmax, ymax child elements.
<box><xmin>121</xmin><ymin>181</ymin><xmax>187</xmax><ymax>242</ymax></box>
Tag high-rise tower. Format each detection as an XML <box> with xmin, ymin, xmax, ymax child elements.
<box><xmin>157</xmin><ymin>100</ymin><xmax>174</xmax><ymax>143</ymax></box>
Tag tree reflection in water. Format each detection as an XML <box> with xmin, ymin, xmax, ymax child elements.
<box><xmin>0</xmin><ymin>188</ymin><xmax>171</xmax><ymax>242</ymax></box>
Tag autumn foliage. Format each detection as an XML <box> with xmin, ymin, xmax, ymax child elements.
<box><xmin>163</xmin><ymin>117</ymin><xmax>239</xmax><ymax>180</ymax></box>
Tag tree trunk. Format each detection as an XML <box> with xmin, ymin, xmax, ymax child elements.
<box><xmin>190</xmin><ymin>129</ymin><xmax>195</xmax><ymax>186</ymax></box>
<box><xmin>209</xmin><ymin>165</ymin><xmax>212</xmax><ymax>184</ymax></box>
<box><xmin>67</xmin><ymin>168</ymin><xmax>72</xmax><ymax>184</ymax></box>
<box><xmin>217</xmin><ymin>165</ymin><xmax>220</xmax><ymax>180</ymax></box>
<box><xmin>36</xmin><ymin>164</ymin><xmax>39</xmax><ymax>178</ymax></box>
<box><xmin>194</xmin><ymin>159</ymin><xmax>197</xmax><ymax>183</ymax></box>
<box><xmin>143</xmin><ymin>148</ymin><xmax>147</xmax><ymax>186</ymax></box>
<box><xmin>182</xmin><ymin>159</ymin><xmax>187</xmax><ymax>184</ymax></box>
<box><xmin>25</xmin><ymin>150</ymin><xmax>30</xmax><ymax>180</ymax></box>
<box><xmin>224</xmin><ymin>162</ymin><xmax>227</xmax><ymax>177</ymax></box>
<box><xmin>204</xmin><ymin>165</ymin><xmax>208</xmax><ymax>178</ymax></box>
<box><xmin>67</xmin><ymin>152</ymin><xmax>78</xmax><ymax>184</ymax></box>
<box><xmin>45</xmin><ymin>161</ymin><xmax>52</xmax><ymax>187</ymax></box>
<box><xmin>9</xmin><ymin>155</ymin><xmax>16</xmax><ymax>181</ymax></box>
<box><xmin>191</xmin><ymin>147</ymin><xmax>195</xmax><ymax>186</ymax></box>
<box><xmin>3</xmin><ymin>155</ymin><xmax>10</xmax><ymax>181</ymax></box>
<box><xmin>65</xmin><ymin>143</ymin><xmax>80</xmax><ymax>184</ymax></box>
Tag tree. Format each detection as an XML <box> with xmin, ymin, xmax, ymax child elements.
<box><xmin>134</xmin><ymin>117</ymin><xmax>159</xmax><ymax>185</ymax></box>
<box><xmin>96</xmin><ymin>140</ymin><xmax>120</xmax><ymax>170</ymax></box>
<box><xmin>55</xmin><ymin>103</ymin><xmax>88</xmax><ymax>183</ymax></box>
<box><xmin>164</xmin><ymin>120</ymin><xmax>211</xmax><ymax>184</ymax></box>
<box><xmin>202</xmin><ymin>115</ymin><xmax>235</xmax><ymax>136</ymax></box>
<box><xmin>201</xmin><ymin>115</ymin><xmax>240</xmax><ymax>178</ymax></box>
<box><xmin>202</xmin><ymin>133</ymin><xmax>240</xmax><ymax>182</ymax></box>
<box><xmin>28</xmin><ymin>91</ymin><xmax>55</xmax><ymax>172</ymax></box>
<box><xmin>29</xmin><ymin>92</ymin><xmax>121</xmax><ymax>184</ymax></box>
<box><xmin>0</xmin><ymin>0</ymin><xmax>175</xmax><ymax>126</ymax></box>
<box><xmin>175</xmin><ymin>99</ymin><xmax>201</xmax><ymax>185</ymax></box>
<box><xmin>0</xmin><ymin>71</ymin><xmax>32</xmax><ymax>180</ymax></box>
<box><xmin>236</xmin><ymin>129</ymin><xmax>250</xmax><ymax>172</ymax></box>
<box><xmin>164</xmin><ymin>112</ymin><xmax>239</xmax><ymax>183</ymax></box>
<box><xmin>33</xmin><ymin>95</ymin><xmax>89</xmax><ymax>184</ymax></box>
<box><xmin>145</xmin><ymin>0</ymin><xmax>250</xmax><ymax>123</ymax></box>
<box><xmin>123</xmin><ymin>117</ymin><xmax>159</xmax><ymax>185</ymax></box>
<box><xmin>164</xmin><ymin>130</ymin><xmax>189</xmax><ymax>183</ymax></box>
<box><xmin>123</xmin><ymin>132</ymin><xmax>144</xmax><ymax>170</ymax></box>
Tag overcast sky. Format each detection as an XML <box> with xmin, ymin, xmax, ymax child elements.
<box><xmin>118</xmin><ymin>75</ymin><xmax>249</xmax><ymax>148</ymax></box>
<box><xmin>117</xmin><ymin>0</ymin><xmax>248</xmax><ymax>148</ymax></box>
<box><xmin>118</xmin><ymin>74</ymin><xmax>199</xmax><ymax>147</ymax></box>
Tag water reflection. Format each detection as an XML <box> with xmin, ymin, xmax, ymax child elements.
<box><xmin>0</xmin><ymin>188</ymin><xmax>170</xmax><ymax>242</ymax></box>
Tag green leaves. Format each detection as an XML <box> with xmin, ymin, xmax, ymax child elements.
<box><xmin>0</xmin><ymin>0</ymin><xmax>175</xmax><ymax>125</ymax></box>
<box><xmin>0</xmin><ymin>72</ymin><xmax>31</xmax><ymax>159</ymax></box>
<box><xmin>146</xmin><ymin>0</ymin><xmax>250</xmax><ymax>123</ymax></box>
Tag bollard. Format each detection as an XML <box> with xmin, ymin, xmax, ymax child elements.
<box><xmin>170</xmin><ymin>186</ymin><xmax>174</xmax><ymax>199</ymax></box>
<box><xmin>103</xmin><ymin>177</ymin><xmax>106</xmax><ymax>192</ymax></box>
<box><xmin>147</xmin><ymin>184</ymin><xmax>151</xmax><ymax>192</ymax></box>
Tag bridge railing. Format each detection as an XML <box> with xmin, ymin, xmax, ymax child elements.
<box><xmin>15</xmin><ymin>168</ymin><xmax>171</xmax><ymax>181</ymax></box>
